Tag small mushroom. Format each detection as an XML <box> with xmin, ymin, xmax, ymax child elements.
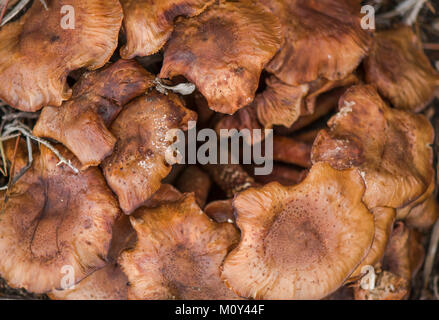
<box><xmin>262</xmin><ymin>0</ymin><xmax>372</xmax><ymax>85</ymax></box>
<box><xmin>33</xmin><ymin>59</ymin><xmax>155</xmax><ymax>169</ymax></box>
<box><xmin>120</xmin><ymin>0</ymin><xmax>215</xmax><ymax>58</ymax></box>
<box><xmin>119</xmin><ymin>193</ymin><xmax>241</xmax><ymax>299</ymax></box>
<box><xmin>160</xmin><ymin>0</ymin><xmax>282</xmax><ymax>114</ymax></box>
<box><xmin>0</xmin><ymin>0</ymin><xmax>123</xmax><ymax>111</ymax></box>
<box><xmin>0</xmin><ymin>143</ymin><xmax>120</xmax><ymax>294</ymax></box>
<box><xmin>221</xmin><ymin>162</ymin><xmax>374</xmax><ymax>299</ymax></box>
<box><xmin>364</xmin><ymin>26</ymin><xmax>439</xmax><ymax>112</ymax></box>
<box><xmin>101</xmin><ymin>90</ymin><xmax>197</xmax><ymax>214</ymax></box>
<box><xmin>312</xmin><ymin>85</ymin><xmax>434</xmax><ymax>210</ymax></box>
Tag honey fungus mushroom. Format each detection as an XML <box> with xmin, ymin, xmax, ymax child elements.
<box><xmin>120</xmin><ymin>0</ymin><xmax>215</xmax><ymax>58</ymax></box>
<box><xmin>101</xmin><ymin>90</ymin><xmax>197</xmax><ymax>214</ymax></box>
<box><xmin>0</xmin><ymin>142</ymin><xmax>120</xmax><ymax>294</ymax></box>
<box><xmin>48</xmin><ymin>184</ymin><xmax>183</xmax><ymax>300</ymax></box>
<box><xmin>33</xmin><ymin>59</ymin><xmax>155</xmax><ymax>169</ymax></box>
<box><xmin>0</xmin><ymin>0</ymin><xmax>123</xmax><ymax>112</ymax></box>
<box><xmin>312</xmin><ymin>85</ymin><xmax>434</xmax><ymax>210</ymax></box>
<box><xmin>260</xmin><ymin>0</ymin><xmax>372</xmax><ymax>86</ymax></box>
<box><xmin>119</xmin><ymin>193</ymin><xmax>241</xmax><ymax>300</ymax></box>
<box><xmin>364</xmin><ymin>26</ymin><xmax>439</xmax><ymax>112</ymax></box>
<box><xmin>221</xmin><ymin>162</ymin><xmax>374</xmax><ymax>300</ymax></box>
<box><xmin>160</xmin><ymin>0</ymin><xmax>282</xmax><ymax>114</ymax></box>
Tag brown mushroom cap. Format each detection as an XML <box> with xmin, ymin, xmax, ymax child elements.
<box><xmin>101</xmin><ymin>90</ymin><xmax>197</xmax><ymax>214</ymax></box>
<box><xmin>263</xmin><ymin>0</ymin><xmax>371</xmax><ymax>86</ymax></box>
<box><xmin>120</xmin><ymin>0</ymin><xmax>215</xmax><ymax>58</ymax></box>
<box><xmin>405</xmin><ymin>194</ymin><xmax>439</xmax><ymax>231</ymax></box>
<box><xmin>48</xmin><ymin>263</ymin><xmax>128</xmax><ymax>300</ymax></box>
<box><xmin>0</xmin><ymin>143</ymin><xmax>120</xmax><ymax>293</ymax></box>
<box><xmin>0</xmin><ymin>0</ymin><xmax>123</xmax><ymax>112</ymax></box>
<box><xmin>119</xmin><ymin>193</ymin><xmax>241</xmax><ymax>300</ymax></box>
<box><xmin>349</xmin><ymin>207</ymin><xmax>396</xmax><ymax>280</ymax></box>
<box><xmin>33</xmin><ymin>59</ymin><xmax>155</xmax><ymax>169</ymax></box>
<box><xmin>160</xmin><ymin>0</ymin><xmax>282</xmax><ymax>114</ymax></box>
<box><xmin>364</xmin><ymin>26</ymin><xmax>439</xmax><ymax>112</ymax></box>
<box><xmin>221</xmin><ymin>162</ymin><xmax>374</xmax><ymax>300</ymax></box>
<box><xmin>48</xmin><ymin>184</ymin><xmax>183</xmax><ymax>300</ymax></box>
<box><xmin>383</xmin><ymin>222</ymin><xmax>425</xmax><ymax>281</ymax></box>
<box><xmin>312</xmin><ymin>85</ymin><xmax>434</xmax><ymax>210</ymax></box>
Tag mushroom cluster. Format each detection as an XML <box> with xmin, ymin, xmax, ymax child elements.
<box><xmin>0</xmin><ymin>0</ymin><xmax>438</xmax><ymax>300</ymax></box>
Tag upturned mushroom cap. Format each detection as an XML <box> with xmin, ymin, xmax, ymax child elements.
<box><xmin>119</xmin><ymin>193</ymin><xmax>241</xmax><ymax>300</ymax></box>
<box><xmin>364</xmin><ymin>26</ymin><xmax>439</xmax><ymax>112</ymax></box>
<box><xmin>221</xmin><ymin>162</ymin><xmax>374</xmax><ymax>300</ymax></box>
<box><xmin>312</xmin><ymin>85</ymin><xmax>434</xmax><ymax>210</ymax></box>
<box><xmin>263</xmin><ymin>0</ymin><xmax>372</xmax><ymax>86</ymax></box>
<box><xmin>160</xmin><ymin>0</ymin><xmax>282</xmax><ymax>114</ymax></box>
<box><xmin>0</xmin><ymin>0</ymin><xmax>123</xmax><ymax>112</ymax></box>
<box><xmin>0</xmin><ymin>143</ymin><xmax>120</xmax><ymax>294</ymax></box>
<box><xmin>101</xmin><ymin>90</ymin><xmax>197</xmax><ymax>214</ymax></box>
<box><xmin>120</xmin><ymin>0</ymin><xmax>215</xmax><ymax>58</ymax></box>
<box><xmin>349</xmin><ymin>207</ymin><xmax>396</xmax><ymax>280</ymax></box>
<box><xmin>33</xmin><ymin>59</ymin><xmax>155</xmax><ymax>169</ymax></box>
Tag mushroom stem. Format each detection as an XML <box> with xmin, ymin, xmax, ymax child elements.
<box><xmin>203</xmin><ymin>163</ymin><xmax>258</xmax><ymax>198</ymax></box>
<box><xmin>176</xmin><ymin>166</ymin><xmax>211</xmax><ymax>208</ymax></box>
<box><xmin>273</xmin><ymin>136</ymin><xmax>312</xmax><ymax>168</ymax></box>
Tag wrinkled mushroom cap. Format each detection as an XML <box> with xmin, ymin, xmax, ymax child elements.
<box><xmin>0</xmin><ymin>144</ymin><xmax>120</xmax><ymax>293</ymax></box>
<box><xmin>119</xmin><ymin>193</ymin><xmax>240</xmax><ymax>300</ymax></box>
<box><xmin>264</xmin><ymin>0</ymin><xmax>371</xmax><ymax>86</ymax></box>
<box><xmin>221</xmin><ymin>162</ymin><xmax>374</xmax><ymax>300</ymax></box>
<box><xmin>102</xmin><ymin>91</ymin><xmax>197</xmax><ymax>214</ymax></box>
<box><xmin>312</xmin><ymin>85</ymin><xmax>434</xmax><ymax>210</ymax></box>
<box><xmin>34</xmin><ymin>59</ymin><xmax>155</xmax><ymax>169</ymax></box>
<box><xmin>365</xmin><ymin>26</ymin><xmax>439</xmax><ymax>112</ymax></box>
<box><xmin>160</xmin><ymin>0</ymin><xmax>282</xmax><ymax>114</ymax></box>
<box><xmin>120</xmin><ymin>0</ymin><xmax>215</xmax><ymax>58</ymax></box>
<box><xmin>0</xmin><ymin>0</ymin><xmax>123</xmax><ymax>111</ymax></box>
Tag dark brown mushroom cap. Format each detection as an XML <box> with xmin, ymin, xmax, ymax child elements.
<box><xmin>364</xmin><ymin>26</ymin><xmax>439</xmax><ymax>112</ymax></box>
<box><xmin>33</xmin><ymin>60</ymin><xmax>155</xmax><ymax>169</ymax></box>
<box><xmin>119</xmin><ymin>193</ymin><xmax>241</xmax><ymax>300</ymax></box>
<box><xmin>160</xmin><ymin>0</ymin><xmax>282</xmax><ymax>114</ymax></box>
<box><xmin>221</xmin><ymin>162</ymin><xmax>374</xmax><ymax>300</ymax></box>
<box><xmin>0</xmin><ymin>144</ymin><xmax>120</xmax><ymax>294</ymax></box>
<box><xmin>312</xmin><ymin>85</ymin><xmax>434</xmax><ymax>210</ymax></box>
<box><xmin>263</xmin><ymin>0</ymin><xmax>371</xmax><ymax>86</ymax></box>
<box><xmin>120</xmin><ymin>0</ymin><xmax>215</xmax><ymax>58</ymax></box>
<box><xmin>349</xmin><ymin>207</ymin><xmax>396</xmax><ymax>280</ymax></box>
<box><xmin>0</xmin><ymin>0</ymin><xmax>123</xmax><ymax>112</ymax></box>
<box><xmin>101</xmin><ymin>90</ymin><xmax>197</xmax><ymax>214</ymax></box>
